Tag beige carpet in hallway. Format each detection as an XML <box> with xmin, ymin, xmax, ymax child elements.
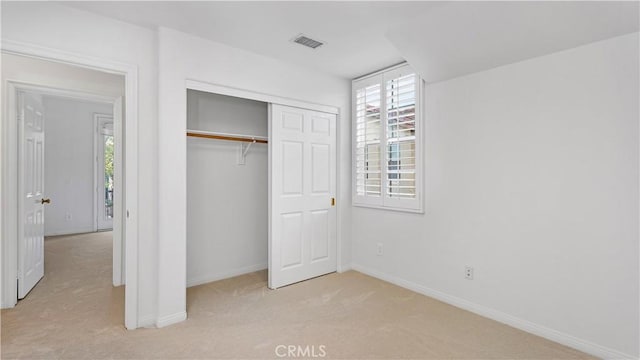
<box><xmin>1</xmin><ymin>232</ymin><xmax>594</xmax><ymax>359</ymax></box>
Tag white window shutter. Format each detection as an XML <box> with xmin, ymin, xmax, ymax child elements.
<box><xmin>352</xmin><ymin>64</ymin><xmax>423</xmax><ymax>212</ymax></box>
<box><xmin>353</xmin><ymin>75</ymin><xmax>384</xmax><ymax>206</ymax></box>
<box><xmin>382</xmin><ymin>67</ymin><xmax>421</xmax><ymax>211</ymax></box>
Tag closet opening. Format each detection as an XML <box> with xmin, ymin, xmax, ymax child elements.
<box><xmin>186</xmin><ymin>90</ymin><xmax>269</xmax><ymax>292</ymax></box>
<box><xmin>184</xmin><ymin>84</ymin><xmax>339</xmax><ymax>312</ymax></box>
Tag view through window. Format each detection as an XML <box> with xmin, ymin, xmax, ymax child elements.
<box><xmin>103</xmin><ymin>133</ymin><xmax>114</xmax><ymax>220</ymax></box>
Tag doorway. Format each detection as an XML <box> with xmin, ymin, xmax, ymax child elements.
<box><xmin>1</xmin><ymin>48</ymin><xmax>137</xmax><ymax>327</ymax></box>
<box><xmin>14</xmin><ymin>86</ymin><xmax>123</xmax><ymax>298</ymax></box>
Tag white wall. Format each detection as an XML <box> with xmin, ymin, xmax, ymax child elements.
<box><xmin>43</xmin><ymin>97</ymin><xmax>113</xmax><ymax>236</ymax></box>
<box><xmin>186</xmin><ymin>90</ymin><xmax>268</xmax><ymax>286</ymax></box>
<box><xmin>157</xmin><ymin>27</ymin><xmax>351</xmax><ymax>326</ymax></box>
<box><xmin>352</xmin><ymin>32</ymin><xmax>639</xmax><ymax>358</ymax></box>
<box><xmin>1</xmin><ymin>2</ymin><xmax>158</xmax><ymax>325</ymax></box>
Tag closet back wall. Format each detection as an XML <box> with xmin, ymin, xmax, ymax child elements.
<box><xmin>186</xmin><ymin>90</ymin><xmax>268</xmax><ymax>286</ymax></box>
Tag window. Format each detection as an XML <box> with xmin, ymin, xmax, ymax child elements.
<box><xmin>352</xmin><ymin>64</ymin><xmax>422</xmax><ymax>212</ymax></box>
<box><xmin>103</xmin><ymin>132</ymin><xmax>114</xmax><ymax>220</ymax></box>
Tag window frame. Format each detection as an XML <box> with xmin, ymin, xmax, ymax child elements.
<box><xmin>351</xmin><ymin>63</ymin><xmax>424</xmax><ymax>213</ymax></box>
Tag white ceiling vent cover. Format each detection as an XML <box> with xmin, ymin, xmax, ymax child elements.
<box><xmin>292</xmin><ymin>34</ymin><xmax>324</xmax><ymax>49</ymax></box>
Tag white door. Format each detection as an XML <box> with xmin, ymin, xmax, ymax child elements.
<box><xmin>18</xmin><ymin>91</ymin><xmax>46</xmax><ymax>299</ymax></box>
<box><xmin>269</xmin><ymin>104</ymin><xmax>337</xmax><ymax>289</ymax></box>
<box><xmin>96</xmin><ymin>115</ymin><xmax>114</xmax><ymax>231</ymax></box>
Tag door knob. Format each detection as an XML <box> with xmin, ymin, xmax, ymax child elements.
<box><xmin>41</xmin><ymin>198</ymin><xmax>51</xmax><ymax>204</ymax></box>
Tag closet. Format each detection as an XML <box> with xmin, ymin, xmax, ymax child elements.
<box><xmin>186</xmin><ymin>87</ymin><xmax>338</xmax><ymax>290</ymax></box>
<box><xmin>186</xmin><ymin>90</ymin><xmax>268</xmax><ymax>287</ymax></box>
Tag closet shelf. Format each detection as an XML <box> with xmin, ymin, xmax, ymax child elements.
<box><xmin>186</xmin><ymin>129</ymin><xmax>268</xmax><ymax>144</ymax></box>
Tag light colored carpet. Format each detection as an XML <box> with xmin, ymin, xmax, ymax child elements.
<box><xmin>1</xmin><ymin>232</ymin><xmax>595</xmax><ymax>359</ymax></box>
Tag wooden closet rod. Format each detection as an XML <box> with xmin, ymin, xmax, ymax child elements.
<box><xmin>186</xmin><ymin>131</ymin><xmax>268</xmax><ymax>144</ymax></box>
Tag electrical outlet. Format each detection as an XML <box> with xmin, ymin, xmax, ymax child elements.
<box><xmin>65</xmin><ymin>212</ymin><xmax>72</xmax><ymax>221</ymax></box>
<box><xmin>465</xmin><ymin>266</ymin><xmax>474</xmax><ymax>280</ymax></box>
<box><xmin>376</xmin><ymin>243</ymin><xmax>383</xmax><ymax>256</ymax></box>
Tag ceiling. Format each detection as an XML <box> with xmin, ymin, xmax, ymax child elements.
<box><xmin>62</xmin><ymin>1</ymin><xmax>639</xmax><ymax>82</ymax></box>
<box><xmin>387</xmin><ymin>1</ymin><xmax>640</xmax><ymax>83</ymax></box>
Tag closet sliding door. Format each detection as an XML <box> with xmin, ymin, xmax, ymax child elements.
<box><xmin>269</xmin><ymin>104</ymin><xmax>337</xmax><ymax>289</ymax></box>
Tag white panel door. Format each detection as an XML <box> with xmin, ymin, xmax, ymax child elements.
<box><xmin>18</xmin><ymin>91</ymin><xmax>46</xmax><ymax>299</ymax></box>
<box><xmin>269</xmin><ymin>104</ymin><xmax>337</xmax><ymax>289</ymax></box>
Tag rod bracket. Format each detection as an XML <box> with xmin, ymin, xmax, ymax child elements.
<box><xmin>237</xmin><ymin>139</ymin><xmax>256</xmax><ymax>165</ymax></box>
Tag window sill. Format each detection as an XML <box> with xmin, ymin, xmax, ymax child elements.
<box><xmin>352</xmin><ymin>201</ymin><xmax>424</xmax><ymax>214</ymax></box>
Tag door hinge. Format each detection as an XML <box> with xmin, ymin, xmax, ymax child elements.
<box><xmin>331</xmin><ymin>197</ymin><xmax>336</xmax><ymax>206</ymax></box>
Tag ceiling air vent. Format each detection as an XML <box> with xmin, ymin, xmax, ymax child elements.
<box><xmin>292</xmin><ymin>34</ymin><xmax>324</xmax><ymax>49</ymax></box>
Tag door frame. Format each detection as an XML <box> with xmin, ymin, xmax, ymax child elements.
<box><xmin>1</xmin><ymin>40</ymin><xmax>139</xmax><ymax>329</ymax></box>
<box><xmin>186</xmin><ymin>80</ymin><xmax>340</xmax><ymax>115</ymax></box>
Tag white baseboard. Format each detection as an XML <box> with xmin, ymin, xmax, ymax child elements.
<box><xmin>1</xmin><ymin>299</ymin><xmax>16</xmax><ymax>309</ymax></box>
<box><xmin>156</xmin><ymin>311</ymin><xmax>187</xmax><ymax>328</ymax></box>
<box><xmin>187</xmin><ymin>263</ymin><xmax>267</xmax><ymax>288</ymax></box>
<box><xmin>337</xmin><ymin>263</ymin><xmax>352</xmax><ymax>273</ymax></box>
<box><xmin>45</xmin><ymin>226</ymin><xmax>95</xmax><ymax>237</ymax></box>
<box><xmin>138</xmin><ymin>314</ymin><xmax>156</xmax><ymax>328</ymax></box>
<box><xmin>351</xmin><ymin>263</ymin><xmax>636</xmax><ymax>360</ymax></box>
